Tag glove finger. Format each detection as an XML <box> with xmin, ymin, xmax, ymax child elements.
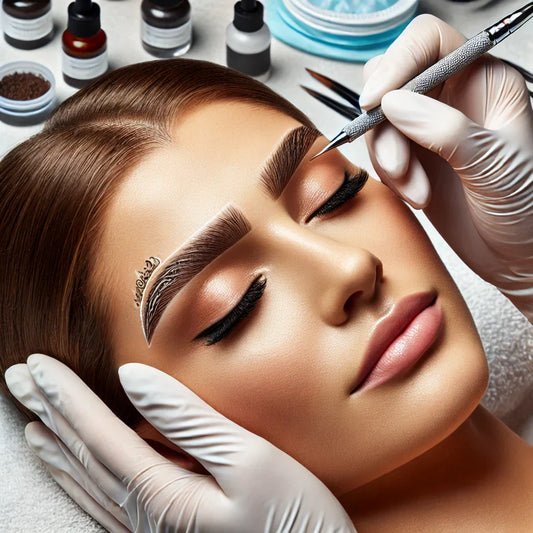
<box><xmin>19</xmin><ymin>355</ymin><xmax>201</xmax><ymax>500</ymax></box>
<box><xmin>397</xmin><ymin>144</ymin><xmax>432</xmax><ymax>209</ymax></box>
<box><xmin>5</xmin><ymin>363</ymin><xmax>127</xmax><ymax>506</ymax></box>
<box><xmin>359</xmin><ymin>14</ymin><xmax>466</xmax><ymax>109</ymax></box>
<box><xmin>120</xmin><ymin>364</ymin><xmax>359</xmax><ymax>531</ymax></box>
<box><xmin>45</xmin><ymin>463</ymin><xmax>131</xmax><ymax>533</ymax></box>
<box><xmin>25</xmin><ymin>421</ymin><xmax>132</xmax><ymax>529</ymax></box>
<box><xmin>367</xmin><ymin>134</ymin><xmax>431</xmax><ymax>209</ymax></box>
<box><xmin>380</xmin><ymin>90</ymin><xmax>489</xmax><ymax>174</ymax></box>
<box><xmin>119</xmin><ymin>362</ymin><xmax>280</xmax><ymax>499</ymax></box>
<box><xmin>363</xmin><ymin>53</ymin><xmax>412</xmax><ymax>180</ymax></box>
<box><xmin>365</xmin><ymin>121</ymin><xmax>411</xmax><ymax>180</ymax></box>
<box><xmin>362</xmin><ymin>54</ymin><xmax>383</xmax><ymax>83</ymax></box>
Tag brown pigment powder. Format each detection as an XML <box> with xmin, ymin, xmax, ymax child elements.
<box><xmin>0</xmin><ymin>72</ymin><xmax>51</xmax><ymax>100</ymax></box>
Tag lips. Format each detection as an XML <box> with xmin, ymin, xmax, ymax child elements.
<box><xmin>350</xmin><ymin>290</ymin><xmax>439</xmax><ymax>394</ymax></box>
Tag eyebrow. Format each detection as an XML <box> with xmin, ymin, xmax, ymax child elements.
<box><xmin>141</xmin><ymin>124</ymin><xmax>322</xmax><ymax>344</ymax></box>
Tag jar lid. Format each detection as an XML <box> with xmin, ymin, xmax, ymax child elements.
<box><xmin>266</xmin><ymin>0</ymin><xmax>418</xmax><ymax>61</ymax></box>
<box><xmin>285</xmin><ymin>0</ymin><xmax>418</xmax><ymax>34</ymax></box>
<box><xmin>0</xmin><ymin>61</ymin><xmax>57</xmax><ymax>119</ymax></box>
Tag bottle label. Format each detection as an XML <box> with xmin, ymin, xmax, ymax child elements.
<box><xmin>62</xmin><ymin>50</ymin><xmax>108</xmax><ymax>80</ymax></box>
<box><xmin>2</xmin><ymin>10</ymin><xmax>53</xmax><ymax>41</ymax></box>
<box><xmin>141</xmin><ymin>19</ymin><xmax>192</xmax><ymax>49</ymax></box>
<box><xmin>226</xmin><ymin>45</ymin><xmax>271</xmax><ymax>77</ymax></box>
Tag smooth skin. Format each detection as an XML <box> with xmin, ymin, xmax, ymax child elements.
<box><xmin>90</xmin><ymin>99</ymin><xmax>533</xmax><ymax>530</ymax></box>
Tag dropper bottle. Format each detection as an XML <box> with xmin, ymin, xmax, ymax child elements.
<box><xmin>62</xmin><ymin>0</ymin><xmax>108</xmax><ymax>89</ymax></box>
<box><xmin>226</xmin><ymin>0</ymin><xmax>271</xmax><ymax>82</ymax></box>
<box><xmin>141</xmin><ymin>0</ymin><xmax>192</xmax><ymax>58</ymax></box>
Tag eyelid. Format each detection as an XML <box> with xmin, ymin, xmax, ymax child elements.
<box><xmin>305</xmin><ymin>168</ymin><xmax>368</xmax><ymax>223</ymax></box>
<box><xmin>193</xmin><ymin>274</ymin><xmax>267</xmax><ymax>345</ymax></box>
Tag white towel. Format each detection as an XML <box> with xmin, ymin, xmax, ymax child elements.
<box><xmin>0</xmin><ymin>396</ymin><xmax>105</xmax><ymax>532</ymax></box>
<box><xmin>1</xmin><ymin>213</ymin><xmax>532</xmax><ymax>531</ymax></box>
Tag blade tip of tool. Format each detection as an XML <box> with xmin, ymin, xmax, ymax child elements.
<box><xmin>310</xmin><ymin>145</ymin><xmax>330</xmax><ymax>161</ymax></box>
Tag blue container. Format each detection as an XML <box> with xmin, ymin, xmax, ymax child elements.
<box><xmin>266</xmin><ymin>0</ymin><xmax>419</xmax><ymax>62</ymax></box>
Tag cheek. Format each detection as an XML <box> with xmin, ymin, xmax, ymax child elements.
<box><xmin>327</xmin><ymin>180</ymin><xmax>461</xmax><ymax>304</ymax></box>
<box><xmin>185</xmin><ymin>342</ymin><xmax>334</xmax><ymax>453</ymax></box>
<box><xmin>163</xmin><ymin>319</ymin><xmax>344</xmax><ymax>477</ymax></box>
<box><xmin>307</xmin><ymin>179</ymin><xmax>419</xmax><ymax>269</ymax></box>
<box><xmin>342</xmin><ymin>180</ymin><xmax>437</xmax><ymax>266</ymax></box>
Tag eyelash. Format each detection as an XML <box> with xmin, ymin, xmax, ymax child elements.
<box><xmin>194</xmin><ymin>274</ymin><xmax>267</xmax><ymax>346</ymax></box>
<box><xmin>307</xmin><ymin>169</ymin><xmax>368</xmax><ymax>221</ymax></box>
<box><xmin>194</xmin><ymin>169</ymin><xmax>369</xmax><ymax>346</ymax></box>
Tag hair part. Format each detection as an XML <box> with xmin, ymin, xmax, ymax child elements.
<box><xmin>0</xmin><ymin>58</ymin><xmax>314</xmax><ymax>426</ymax></box>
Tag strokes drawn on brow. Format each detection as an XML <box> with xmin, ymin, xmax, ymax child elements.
<box><xmin>139</xmin><ymin>205</ymin><xmax>251</xmax><ymax>345</ymax></box>
<box><xmin>134</xmin><ymin>257</ymin><xmax>161</xmax><ymax>308</ymax></box>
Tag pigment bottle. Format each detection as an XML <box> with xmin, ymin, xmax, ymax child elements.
<box><xmin>62</xmin><ymin>0</ymin><xmax>107</xmax><ymax>88</ymax></box>
<box><xmin>226</xmin><ymin>0</ymin><xmax>271</xmax><ymax>82</ymax></box>
<box><xmin>2</xmin><ymin>0</ymin><xmax>54</xmax><ymax>50</ymax></box>
<box><xmin>141</xmin><ymin>0</ymin><xmax>192</xmax><ymax>58</ymax></box>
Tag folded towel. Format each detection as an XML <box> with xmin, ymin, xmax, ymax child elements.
<box><xmin>1</xmin><ymin>213</ymin><xmax>531</xmax><ymax>531</ymax></box>
<box><xmin>0</xmin><ymin>395</ymin><xmax>105</xmax><ymax>532</ymax></box>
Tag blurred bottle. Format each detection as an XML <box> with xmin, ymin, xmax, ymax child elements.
<box><xmin>141</xmin><ymin>0</ymin><xmax>192</xmax><ymax>58</ymax></box>
<box><xmin>2</xmin><ymin>0</ymin><xmax>53</xmax><ymax>49</ymax></box>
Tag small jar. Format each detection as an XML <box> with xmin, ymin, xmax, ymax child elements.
<box><xmin>141</xmin><ymin>0</ymin><xmax>192</xmax><ymax>58</ymax></box>
<box><xmin>0</xmin><ymin>61</ymin><xmax>57</xmax><ymax>126</ymax></box>
<box><xmin>2</xmin><ymin>0</ymin><xmax>54</xmax><ymax>50</ymax></box>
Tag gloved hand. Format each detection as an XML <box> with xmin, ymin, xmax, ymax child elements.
<box><xmin>359</xmin><ymin>14</ymin><xmax>533</xmax><ymax>323</ymax></box>
<box><xmin>5</xmin><ymin>354</ymin><xmax>356</xmax><ymax>533</ymax></box>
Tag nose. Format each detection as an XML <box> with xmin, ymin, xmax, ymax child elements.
<box><xmin>269</xmin><ymin>222</ymin><xmax>383</xmax><ymax>326</ymax></box>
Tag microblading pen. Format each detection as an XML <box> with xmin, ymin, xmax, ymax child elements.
<box><xmin>311</xmin><ymin>2</ymin><xmax>533</xmax><ymax>161</ymax></box>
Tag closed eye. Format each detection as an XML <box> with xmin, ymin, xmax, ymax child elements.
<box><xmin>307</xmin><ymin>168</ymin><xmax>368</xmax><ymax>222</ymax></box>
<box><xmin>194</xmin><ymin>168</ymin><xmax>369</xmax><ymax>346</ymax></box>
<box><xmin>193</xmin><ymin>275</ymin><xmax>267</xmax><ymax>346</ymax></box>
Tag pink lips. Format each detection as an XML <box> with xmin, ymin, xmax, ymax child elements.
<box><xmin>351</xmin><ymin>290</ymin><xmax>443</xmax><ymax>394</ymax></box>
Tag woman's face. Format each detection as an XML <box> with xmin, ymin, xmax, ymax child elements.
<box><xmin>97</xmin><ymin>101</ymin><xmax>488</xmax><ymax>495</ymax></box>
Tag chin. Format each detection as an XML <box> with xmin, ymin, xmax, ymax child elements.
<box><xmin>383</xmin><ymin>290</ymin><xmax>490</xmax><ymax>463</ymax></box>
<box><xmin>332</xmin><ymin>310</ymin><xmax>489</xmax><ymax>496</ymax></box>
<box><xmin>423</xmin><ymin>329</ymin><xmax>489</xmax><ymax>439</ymax></box>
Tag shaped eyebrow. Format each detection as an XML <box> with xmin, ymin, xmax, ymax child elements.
<box><xmin>258</xmin><ymin>125</ymin><xmax>321</xmax><ymax>199</ymax></box>
<box><xmin>140</xmin><ymin>124</ymin><xmax>322</xmax><ymax>344</ymax></box>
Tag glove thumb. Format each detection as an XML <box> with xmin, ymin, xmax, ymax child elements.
<box><xmin>118</xmin><ymin>363</ymin><xmax>272</xmax><ymax>499</ymax></box>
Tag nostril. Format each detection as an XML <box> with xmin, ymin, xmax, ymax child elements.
<box><xmin>376</xmin><ymin>261</ymin><xmax>384</xmax><ymax>283</ymax></box>
<box><xmin>343</xmin><ymin>291</ymin><xmax>361</xmax><ymax>316</ymax></box>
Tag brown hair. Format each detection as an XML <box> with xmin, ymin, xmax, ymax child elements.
<box><xmin>0</xmin><ymin>58</ymin><xmax>314</xmax><ymax>426</ymax></box>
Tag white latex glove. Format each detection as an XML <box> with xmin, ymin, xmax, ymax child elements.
<box><xmin>359</xmin><ymin>14</ymin><xmax>533</xmax><ymax>322</ymax></box>
<box><xmin>5</xmin><ymin>354</ymin><xmax>356</xmax><ymax>533</ymax></box>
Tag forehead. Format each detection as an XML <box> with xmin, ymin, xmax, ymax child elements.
<box><xmin>106</xmin><ymin>101</ymin><xmax>302</xmax><ymax>259</ymax></box>
<box><xmin>95</xmin><ymin>101</ymin><xmax>303</xmax><ymax>342</ymax></box>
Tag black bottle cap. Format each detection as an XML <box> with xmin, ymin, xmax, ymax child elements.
<box><xmin>150</xmin><ymin>0</ymin><xmax>186</xmax><ymax>6</ymax></box>
<box><xmin>233</xmin><ymin>0</ymin><xmax>264</xmax><ymax>33</ymax></box>
<box><xmin>67</xmin><ymin>0</ymin><xmax>101</xmax><ymax>38</ymax></box>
